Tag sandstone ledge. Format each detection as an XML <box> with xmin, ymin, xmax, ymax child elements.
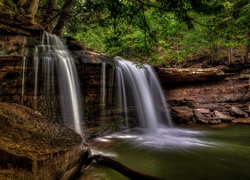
<box><xmin>0</xmin><ymin>102</ymin><xmax>89</xmax><ymax>180</ymax></box>
<box><xmin>155</xmin><ymin>66</ymin><xmax>227</xmax><ymax>84</ymax></box>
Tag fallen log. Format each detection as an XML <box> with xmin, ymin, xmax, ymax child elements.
<box><xmin>88</xmin><ymin>154</ymin><xmax>165</xmax><ymax>180</ymax></box>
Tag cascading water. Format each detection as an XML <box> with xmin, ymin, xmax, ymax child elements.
<box><xmin>115</xmin><ymin>56</ymin><xmax>172</xmax><ymax>134</ymax></box>
<box><xmin>100</xmin><ymin>63</ymin><xmax>106</xmax><ymax>115</ymax></box>
<box><xmin>33</xmin><ymin>31</ymin><xmax>82</xmax><ymax>136</ymax></box>
<box><xmin>116</xmin><ymin>65</ymin><xmax>129</xmax><ymax>129</ymax></box>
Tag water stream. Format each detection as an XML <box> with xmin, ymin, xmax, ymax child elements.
<box><xmin>80</xmin><ymin>124</ymin><xmax>250</xmax><ymax>179</ymax></box>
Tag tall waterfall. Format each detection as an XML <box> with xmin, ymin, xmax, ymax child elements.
<box><xmin>115</xmin><ymin>57</ymin><xmax>172</xmax><ymax>134</ymax></box>
<box><xmin>33</xmin><ymin>32</ymin><xmax>82</xmax><ymax>136</ymax></box>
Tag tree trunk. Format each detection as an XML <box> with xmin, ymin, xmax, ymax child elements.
<box><xmin>52</xmin><ymin>0</ymin><xmax>74</xmax><ymax>35</ymax></box>
<box><xmin>89</xmin><ymin>154</ymin><xmax>164</xmax><ymax>180</ymax></box>
<box><xmin>28</xmin><ymin>0</ymin><xmax>40</xmax><ymax>17</ymax></box>
<box><xmin>41</xmin><ymin>0</ymin><xmax>58</xmax><ymax>32</ymax></box>
<box><xmin>228</xmin><ymin>47</ymin><xmax>234</xmax><ymax>64</ymax></box>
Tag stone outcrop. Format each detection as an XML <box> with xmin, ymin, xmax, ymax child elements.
<box><xmin>171</xmin><ymin>106</ymin><xmax>194</xmax><ymax>124</ymax></box>
<box><xmin>158</xmin><ymin>66</ymin><xmax>250</xmax><ymax>125</ymax></box>
<box><xmin>155</xmin><ymin>66</ymin><xmax>226</xmax><ymax>84</ymax></box>
<box><xmin>0</xmin><ymin>102</ymin><xmax>90</xmax><ymax>179</ymax></box>
<box><xmin>214</xmin><ymin>110</ymin><xmax>233</xmax><ymax>122</ymax></box>
<box><xmin>193</xmin><ymin>109</ymin><xmax>221</xmax><ymax>124</ymax></box>
<box><xmin>230</xmin><ymin>106</ymin><xmax>249</xmax><ymax>117</ymax></box>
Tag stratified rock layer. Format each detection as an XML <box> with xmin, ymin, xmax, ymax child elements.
<box><xmin>157</xmin><ymin>66</ymin><xmax>250</xmax><ymax>125</ymax></box>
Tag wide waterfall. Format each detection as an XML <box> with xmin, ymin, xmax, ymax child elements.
<box><xmin>115</xmin><ymin>56</ymin><xmax>172</xmax><ymax>134</ymax></box>
<box><xmin>33</xmin><ymin>32</ymin><xmax>82</xmax><ymax>136</ymax></box>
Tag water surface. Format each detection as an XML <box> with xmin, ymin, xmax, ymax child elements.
<box><xmin>80</xmin><ymin>124</ymin><xmax>250</xmax><ymax>180</ymax></box>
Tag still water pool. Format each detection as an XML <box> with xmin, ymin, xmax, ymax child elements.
<box><xmin>79</xmin><ymin>124</ymin><xmax>250</xmax><ymax>180</ymax></box>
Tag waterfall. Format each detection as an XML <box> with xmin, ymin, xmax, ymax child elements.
<box><xmin>115</xmin><ymin>57</ymin><xmax>172</xmax><ymax>134</ymax></box>
<box><xmin>33</xmin><ymin>32</ymin><xmax>83</xmax><ymax>136</ymax></box>
<box><xmin>100</xmin><ymin>63</ymin><xmax>106</xmax><ymax>115</ymax></box>
<box><xmin>116</xmin><ymin>66</ymin><xmax>129</xmax><ymax>128</ymax></box>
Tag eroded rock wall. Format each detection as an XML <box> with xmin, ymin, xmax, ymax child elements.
<box><xmin>156</xmin><ymin>66</ymin><xmax>250</xmax><ymax>125</ymax></box>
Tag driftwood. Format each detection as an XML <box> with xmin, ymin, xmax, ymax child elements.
<box><xmin>88</xmin><ymin>154</ymin><xmax>165</xmax><ymax>180</ymax></box>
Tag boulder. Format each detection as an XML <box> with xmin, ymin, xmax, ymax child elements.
<box><xmin>171</xmin><ymin>106</ymin><xmax>194</xmax><ymax>124</ymax></box>
<box><xmin>193</xmin><ymin>109</ymin><xmax>221</xmax><ymax>124</ymax></box>
<box><xmin>214</xmin><ymin>110</ymin><xmax>233</xmax><ymax>122</ymax></box>
<box><xmin>196</xmin><ymin>108</ymin><xmax>210</xmax><ymax>114</ymax></box>
<box><xmin>230</xmin><ymin>106</ymin><xmax>248</xmax><ymax>117</ymax></box>
<box><xmin>0</xmin><ymin>102</ymin><xmax>90</xmax><ymax>180</ymax></box>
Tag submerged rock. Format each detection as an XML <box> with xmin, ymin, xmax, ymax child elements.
<box><xmin>0</xmin><ymin>102</ymin><xmax>90</xmax><ymax>180</ymax></box>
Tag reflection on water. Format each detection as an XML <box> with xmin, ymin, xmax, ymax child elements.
<box><xmin>79</xmin><ymin>125</ymin><xmax>250</xmax><ymax>180</ymax></box>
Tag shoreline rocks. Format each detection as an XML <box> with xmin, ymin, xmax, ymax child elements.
<box><xmin>170</xmin><ymin>105</ymin><xmax>250</xmax><ymax>125</ymax></box>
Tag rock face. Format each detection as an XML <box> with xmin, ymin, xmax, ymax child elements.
<box><xmin>0</xmin><ymin>33</ymin><xmax>121</xmax><ymax>179</ymax></box>
<box><xmin>155</xmin><ymin>67</ymin><xmax>226</xmax><ymax>84</ymax></box>
<box><xmin>0</xmin><ymin>33</ymin><xmax>128</xmax><ymax>141</ymax></box>
<box><xmin>0</xmin><ymin>102</ymin><xmax>90</xmax><ymax>179</ymax></box>
<box><xmin>157</xmin><ymin>66</ymin><xmax>250</xmax><ymax>125</ymax></box>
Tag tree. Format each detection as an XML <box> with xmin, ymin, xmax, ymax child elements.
<box><xmin>236</xmin><ymin>1</ymin><xmax>250</xmax><ymax>63</ymax></box>
<box><xmin>65</xmin><ymin>0</ymin><xmax>223</xmax><ymax>64</ymax></box>
<box><xmin>0</xmin><ymin>0</ymin><xmax>77</xmax><ymax>35</ymax></box>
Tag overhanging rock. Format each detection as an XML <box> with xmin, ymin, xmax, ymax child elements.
<box><xmin>0</xmin><ymin>102</ymin><xmax>90</xmax><ymax>180</ymax></box>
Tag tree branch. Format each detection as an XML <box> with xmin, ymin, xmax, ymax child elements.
<box><xmin>88</xmin><ymin>154</ymin><xmax>164</xmax><ymax>180</ymax></box>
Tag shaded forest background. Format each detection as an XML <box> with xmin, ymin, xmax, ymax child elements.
<box><xmin>1</xmin><ymin>0</ymin><xmax>250</xmax><ymax>67</ymax></box>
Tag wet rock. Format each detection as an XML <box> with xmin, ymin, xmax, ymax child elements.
<box><xmin>171</xmin><ymin>106</ymin><xmax>194</xmax><ymax>124</ymax></box>
<box><xmin>214</xmin><ymin>110</ymin><xmax>233</xmax><ymax>122</ymax></box>
<box><xmin>230</xmin><ymin>106</ymin><xmax>248</xmax><ymax>117</ymax></box>
<box><xmin>193</xmin><ymin>109</ymin><xmax>221</xmax><ymax>124</ymax></box>
<box><xmin>196</xmin><ymin>108</ymin><xmax>210</xmax><ymax>114</ymax></box>
<box><xmin>231</xmin><ymin>118</ymin><xmax>250</xmax><ymax>124</ymax></box>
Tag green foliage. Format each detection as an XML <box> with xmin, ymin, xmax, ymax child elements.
<box><xmin>63</xmin><ymin>0</ymin><xmax>250</xmax><ymax>66</ymax></box>
<box><xmin>237</xmin><ymin>2</ymin><xmax>250</xmax><ymax>28</ymax></box>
